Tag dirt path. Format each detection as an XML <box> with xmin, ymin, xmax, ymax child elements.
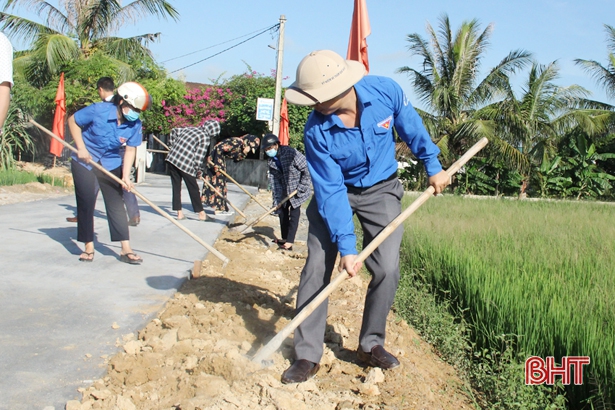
<box><xmin>58</xmin><ymin>190</ymin><xmax>473</xmax><ymax>410</ymax></box>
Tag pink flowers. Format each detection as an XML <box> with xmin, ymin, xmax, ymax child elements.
<box><xmin>163</xmin><ymin>86</ymin><xmax>231</xmax><ymax>129</ymax></box>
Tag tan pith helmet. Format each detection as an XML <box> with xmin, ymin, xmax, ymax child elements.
<box><xmin>285</xmin><ymin>50</ymin><xmax>366</xmax><ymax>106</ymax></box>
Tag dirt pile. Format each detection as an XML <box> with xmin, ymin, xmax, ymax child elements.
<box><xmin>58</xmin><ymin>192</ymin><xmax>473</xmax><ymax>410</ymax></box>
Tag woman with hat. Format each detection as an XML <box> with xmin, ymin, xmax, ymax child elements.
<box><xmin>68</xmin><ymin>81</ymin><xmax>150</xmax><ymax>264</ymax></box>
<box><xmin>280</xmin><ymin>50</ymin><xmax>450</xmax><ymax>384</ymax></box>
<box><xmin>262</xmin><ymin>133</ymin><xmax>312</xmax><ymax>251</ymax></box>
<box><xmin>201</xmin><ymin>134</ymin><xmax>261</xmax><ymax>215</ymax></box>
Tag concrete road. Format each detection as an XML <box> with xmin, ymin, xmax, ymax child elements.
<box><xmin>0</xmin><ymin>173</ymin><xmax>257</xmax><ymax>410</ymax></box>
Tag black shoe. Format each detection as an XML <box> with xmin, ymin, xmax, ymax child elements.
<box><xmin>357</xmin><ymin>345</ymin><xmax>400</xmax><ymax>369</ymax></box>
<box><xmin>281</xmin><ymin>359</ymin><xmax>320</xmax><ymax>384</ymax></box>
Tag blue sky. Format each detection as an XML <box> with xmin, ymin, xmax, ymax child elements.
<box><xmin>10</xmin><ymin>0</ymin><xmax>615</xmax><ymax>107</ymax></box>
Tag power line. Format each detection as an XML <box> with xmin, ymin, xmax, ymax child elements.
<box><xmin>169</xmin><ymin>24</ymin><xmax>279</xmax><ymax>74</ymax></box>
<box><xmin>161</xmin><ymin>24</ymin><xmax>280</xmax><ymax>64</ymax></box>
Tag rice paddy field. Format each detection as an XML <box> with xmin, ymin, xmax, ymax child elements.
<box><xmin>398</xmin><ymin>194</ymin><xmax>615</xmax><ymax>407</ymax></box>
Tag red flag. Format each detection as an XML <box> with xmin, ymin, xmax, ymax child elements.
<box><xmin>346</xmin><ymin>0</ymin><xmax>371</xmax><ymax>73</ymax></box>
<box><xmin>50</xmin><ymin>72</ymin><xmax>66</xmax><ymax>157</ymax></box>
<box><xmin>279</xmin><ymin>98</ymin><xmax>290</xmax><ymax>146</ymax></box>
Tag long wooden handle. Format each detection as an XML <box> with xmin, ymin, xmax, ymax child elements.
<box><xmin>251</xmin><ymin>137</ymin><xmax>489</xmax><ymax>364</ymax></box>
<box><xmin>208</xmin><ymin>160</ymin><xmax>269</xmax><ymax>211</ymax></box>
<box><xmin>30</xmin><ymin>119</ymin><xmax>230</xmax><ymax>266</ymax></box>
<box><xmin>200</xmin><ymin>177</ymin><xmax>247</xmax><ymax>219</ymax></box>
<box><xmin>151</xmin><ymin>134</ymin><xmax>170</xmax><ymax>151</ymax></box>
<box><xmin>147</xmin><ymin>149</ymin><xmax>169</xmax><ymax>154</ymax></box>
<box><xmin>240</xmin><ymin>190</ymin><xmax>297</xmax><ymax>233</ymax></box>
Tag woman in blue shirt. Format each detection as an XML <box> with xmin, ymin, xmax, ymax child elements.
<box><xmin>68</xmin><ymin>82</ymin><xmax>150</xmax><ymax>264</ymax></box>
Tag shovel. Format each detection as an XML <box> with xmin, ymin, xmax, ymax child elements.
<box><xmin>251</xmin><ymin>137</ymin><xmax>489</xmax><ymax>366</ymax></box>
<box><xmin>30</xmin><ymin>119</ymin><xmax>230</xmax><ymax>267</ymax></box>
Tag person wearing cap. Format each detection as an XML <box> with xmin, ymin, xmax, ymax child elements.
<box><xmin>0</xmin><ymin>32</ymin><xmax>13</xmax><ymax>131</ymax></box>
<box><xmin>166</xmin><ymin>121</ymin><xmax>221</xmax><ymax>221</ymax></box>
<box><xmin>68</xmin><ymin>81</ymin><xmax>151</xmax><ymax>264</ymax></box>
<box><xmin>281</xmin><ymin>50</ymin><xmax>450</xmax><ymax>384</ymax></box>
<box><xmin>201</xmin><ymin>134</ymin><xmax>261</xmax><ymax>216</ymax></box>
<box><xmin>262</xmin><ymin>134</ymin><xmax>312</xmax><ymax>251</ymax></box>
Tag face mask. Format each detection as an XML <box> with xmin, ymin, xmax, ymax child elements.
<box><xmin>123</xmin><ymin>108</ymin><xmax>140</xmax><ymax>122</ymax></box>
<box><xmin>266</xmin><ymin>149</ymin><xmax>277</xmax><ymax>158</ymax></box>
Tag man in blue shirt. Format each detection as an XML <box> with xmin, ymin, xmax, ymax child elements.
<box><xmin>281</xmin><ymin>50</ymin><xmax>449</xmax><ymax>384</ymax></box>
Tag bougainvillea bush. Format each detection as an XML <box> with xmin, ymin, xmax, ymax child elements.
<box><xmin>162</xmin><ymin>86</ymin><xmax>232</xmax><ymax>129</ymax></box>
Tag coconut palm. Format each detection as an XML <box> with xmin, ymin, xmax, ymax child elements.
<box><xmin>485</xmin><ymin>63</ymin><xmax>592</xmax><ymax>169</ymax></box>
<box><xmin>0</xmin><ymin>0</ymin><xmax>179</xmax><ymax>85</ymax></box>
<box><xmin>396</xmin><ymin>14</ymin><xmax>532</xmax><ymax>168</ymax></box>
<box><xmin>575</xmin><ymin>24</ymin><xmax>615</xmax><ymax>101</ymax></box>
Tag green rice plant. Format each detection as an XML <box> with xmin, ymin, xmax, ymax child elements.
<box><xmin>399</xmin><ymin>194</ymin><xmax>615</xmax><ymax>408</ymax></box>
<box><xmin>0</xmin><ymin>168</ymin><xmax>66</xmax><ymax>187</ymax></box>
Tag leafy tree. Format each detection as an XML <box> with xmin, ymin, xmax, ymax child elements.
<box><xmin>0</xmin><ymin>0</ymin><xmax>179</xmax><ymax>86</ymax></box>
<box><xmin>397</xmin><ymin>14</ymin><xmax>532</xmax><ymax>169</ymax></box>
<box><xmin>221</xmin><ymin>70</ymin><xmax>276</xmax><ymax>138</ymax></box>
<box><xmin>558</xmin><ymin>132</ymin><xmax>615</xmax><ymax>199</ymax></box>
<box><xmin>575</xmin><ymin>24</ymin><xmax>615</xmax><ymax>102</ymax></box>
<box><xmin>480</xmin><ymin>62</ymin><xmax>603</xmax><ymax>193</ymax></box>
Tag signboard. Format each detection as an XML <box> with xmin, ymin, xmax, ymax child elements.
<box><xmin>256</xmin><ymin>98</ymin><xmax>274</xmax><ymax>121</ymax></box>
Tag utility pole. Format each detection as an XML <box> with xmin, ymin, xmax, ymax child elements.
<box><xmin>272</xmin><ymin>15</ymin><xmax>286</xmax><ymax>137</ymax></box>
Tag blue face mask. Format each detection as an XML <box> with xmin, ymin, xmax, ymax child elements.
<box><xmin>123</xmin><ymin>108</ymin><xmax>140</xmax><ymax>122</ymax></box>
<box><xmin>266</xmin><ymin>149</ymin><xmax>278</xmax><ymax>158</ymax></box>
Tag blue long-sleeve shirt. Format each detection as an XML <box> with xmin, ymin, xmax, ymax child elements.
<box><xmin>304</xmin><ymin>75</ymin><xmax>442</xmax><ymax>256</ymax></box>
<box><xmin>72</xmin><ymin>102</ymin><xmax>143</xmax><ymax>171</ymax></box>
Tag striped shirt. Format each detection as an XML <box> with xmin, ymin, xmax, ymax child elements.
<box><xmin>166</xmin><ymin>121</ymin><xmax>220</xmax><ymax>177</ymax></box>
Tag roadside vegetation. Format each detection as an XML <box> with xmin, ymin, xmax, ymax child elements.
<box><xmin>395</xmin><ymin>194</ymin><xmax>615</xmax><ymax>409</ymax></box>
<box><xmin>0</xmin><ymin>166</ymin><xmax>66</xmax><ymax>186</ymax></box>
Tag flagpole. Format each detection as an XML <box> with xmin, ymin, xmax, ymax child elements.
<box><xmin>272</xmin><ymin>15</ymin><xmax>286</xmax><ymax>137</ymax></box>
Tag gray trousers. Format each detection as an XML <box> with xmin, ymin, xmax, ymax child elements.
<box><xmin>294</xmin><ymin>177</ymin><xmax>404</xmax><ymax>363</ymax></box>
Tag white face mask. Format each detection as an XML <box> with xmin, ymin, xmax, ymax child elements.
<box><xmin>266</xmin><ymin>149</ymin><xmax>278</xmax><ymax>158</ymax></box>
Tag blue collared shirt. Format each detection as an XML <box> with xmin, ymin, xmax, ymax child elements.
<box><xmin>304</xmin><ymin>75</ymin><xmax>442</xmax><ymax>256</ymax></box>
<box><xmin>72</xmin><ymin>102</ymin><xmax>143</xmax><ymax>170</ymax></box>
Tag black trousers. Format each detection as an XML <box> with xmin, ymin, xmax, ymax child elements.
<box><xmin>169</xmin><ymin>163</ymin><xmax>204</xmax><ymax>213</ymax></box>
<box><xmin>278</xmin><ymin>202</ymin><xmax>301</xmax><ymax>243</ymax></box>
<box><xmin>71</xmin><ymin>161</ymin><xmax>129</xmax><ymax>243</ymax></box>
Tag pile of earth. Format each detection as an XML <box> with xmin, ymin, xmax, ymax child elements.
<box><xmin>63</xmin><ymin>191</ymin><xmax>473</xmax><ymax>410</ymax></box>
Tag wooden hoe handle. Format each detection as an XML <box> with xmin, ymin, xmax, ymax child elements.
<box><xmin>251</xmin><ymin>137</ymin><xmax>489</xmax><ymax>364</ymax></box>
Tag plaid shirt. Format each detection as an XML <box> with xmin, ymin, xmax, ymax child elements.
<box><xmin>166</xmin><ymin>121</ymin><xmax>220</xmax><ymax>177</ymax></box>
<box><xmin>268</xmin><ymin>145</ymin><xmax>312</xmax><ymax>208</ymax></box>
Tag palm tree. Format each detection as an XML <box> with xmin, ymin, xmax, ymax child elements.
<box><xmin>0</xmin><ymin>0</ymin><xmax>179</xmax><ymax>85</ymax></box>
<box><xmin>575</xmin><ymin>24</ymin><xmax>615</xmax><ymax>101</ymax></box>
<box><xmin>396</xmin><ymin>14</ymin><xmax>532</xmax><ymax>168</ymax></box>
<box><xmin>480</xmin><ymin>61</ymin><xmax>607</xmax><ymax>195</ymax></box>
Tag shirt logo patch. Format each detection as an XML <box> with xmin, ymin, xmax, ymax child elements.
<box><xmin>119</xmin><ymin>137</ymin><xmax>127</xmax><ymax>144</ymax></box>
<box><xmin>377</xmin><ymin>116</ymin><xmax>393</xmax><ymax>130</ymax></box>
